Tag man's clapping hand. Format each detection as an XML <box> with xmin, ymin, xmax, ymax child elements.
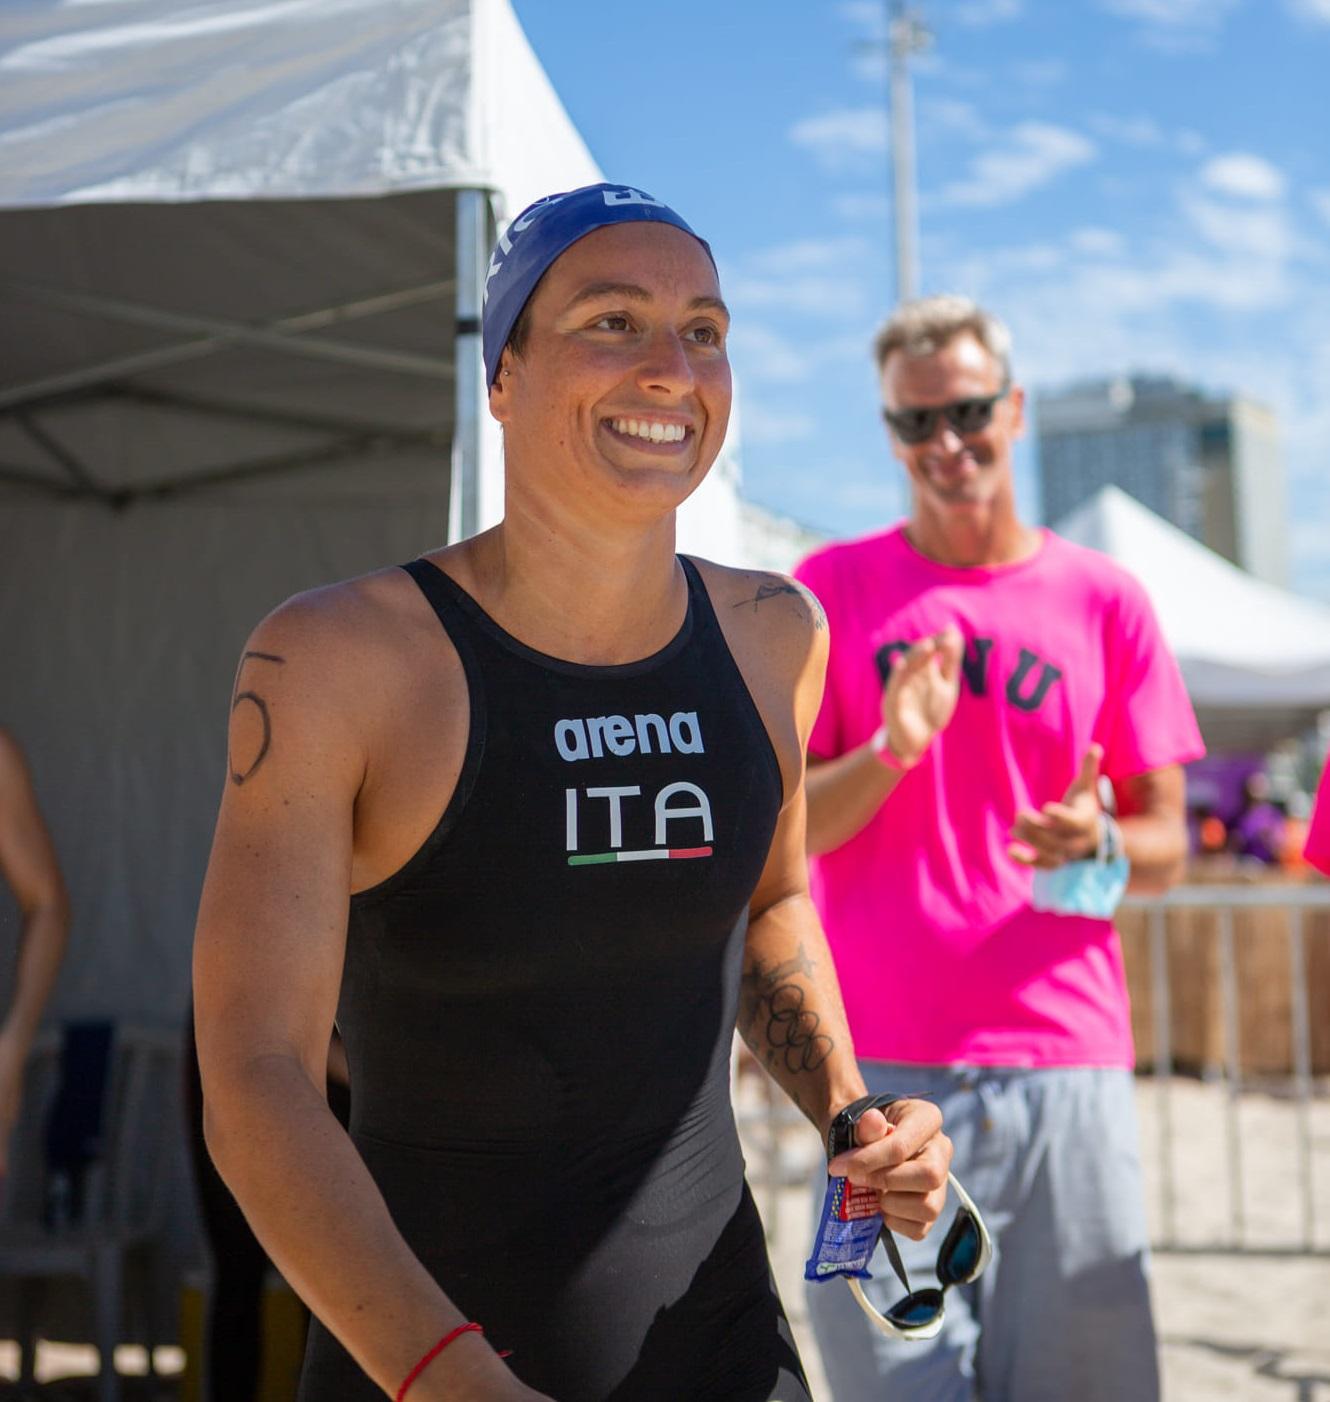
<box><xmin>879</xmin><ymin>625</ymin><xmax>965</xmax><ymax>769</ymax></box>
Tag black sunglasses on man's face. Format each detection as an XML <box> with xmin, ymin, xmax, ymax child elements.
<box><xmin>882</xmin><ymin>384</ymin><xmax>1011</xmax><ymax>445</ymax></box>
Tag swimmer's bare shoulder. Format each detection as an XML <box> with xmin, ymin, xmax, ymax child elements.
<box><xmin>688</xmin><ymin>558</ymin><xmax>829</xmax><ymax>798</ymax></box>
<box><xmin>220</xmin><ymin>564</ymin><xmax>464</xmax><ymax>796</ymax></box>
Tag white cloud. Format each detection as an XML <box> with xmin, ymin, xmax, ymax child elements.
<box><xmin>838</xmin><ymin>1</ymin><xmax>887</xmax><ymax>36</ymax></box>
<box><xmin>1098</xmin><ymin>0</ymin><xmax>1241</xmax><ymax>50</ymax></box>
<box><xmin>833</xmin><ymin>192</ymin><xmax>891</xmax><ymax>222</ymax></box>
<box><xmin>1287</xmin><ymin>0</ymin><xmax>1330</xmax><ymax>20</ymax></box>
<box><xmin>1182</xmin><ymin>194</ymin><xmax>1294</xmax><ymax>262</ymax></box>
<box><xmin>725</xmin><ymin>237</ymin><xmax>876</xmax><ymax>321</ymax></box>
<box><xmin>830</xmin><ymin>480</ymin><xmax>908</xmax><ymax>514</ymax></box>
<box><xmin>1200</xmin><ymin>153</ymin><xmax>1287</xmax><ymax>202</ymax></box>
<box><xmin>1089</xmin><ymin>113</ymin><xmax>1165</xmax><ymax>147</ymax></box>
<box><xmin>1311</xmin><ymin>189</ymin><xmax>1330</xmax><ymax>227</ymax></box>
<box><xmin>1012</xmin><ymin>58</ymin><xmax>1069</xmax><ymax>86</ymax></box>
<box><xmin>921</xmin><ymin>97</ymin><xmax>990</xmax><ymax>141</ymax></box>
<box><xmin>1088</xmin><ymin>114</ymin><xmax>1207</xmax><ymax>156</ymax></box>
<box><xmin>935</xmin><ymin>122</ymin><xmax>1096</xmax><ymax>208</ymax></box>
<box><xmin>727</xmin><ymin>325</ymin><xmax>812</xmax><ymax>385</ymax></box>
<box><xmin>741</xmin><ymin>406</ymin><xmax>818</xmax><ymax>446</ymax></box>
<box><xmin>726</xmin><ymin>273</ymin><xmax>866</xmax><ymax>319</ymax></box>
<box><xmin>1101</xmin><ymin>0</ymin><xmax>1225</xmax><ymax>19</ymax></box>
<box><xmin>740</xmin><ymin>236</ymin><xmax>872</xmax><ymax>275</ymax></box>
<box><xmin>789</xmin><ymin>106</ymin><xmax>888</xmax><ymax>171</ymax></box>
<box><xmin>1070</xmin><ymin>227</ymin><xmax>1126</xmax><ymax>257</ymax></box>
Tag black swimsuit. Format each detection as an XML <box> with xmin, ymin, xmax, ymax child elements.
<box><xmin>297</xmin><ymin>557</ymin><xmax>810</xmax><ymax>1401</ymax></box>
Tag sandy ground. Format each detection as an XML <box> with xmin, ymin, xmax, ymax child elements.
<box><xmin>737</xmin><ymin>1073</ymin><xmax>1330</xmax><ymax>1402</ymax></box>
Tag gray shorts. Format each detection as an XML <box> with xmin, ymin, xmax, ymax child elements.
<box><xmin>805</xmin><ymin>1064</ymin><xmax>1159</xmax><ymax>1402</ymax></box>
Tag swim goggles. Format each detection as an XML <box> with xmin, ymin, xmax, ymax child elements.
<box><xmin>826</xmin><ymin>1093</ymin><xmax>993</xmax><ymax>1340</ymax></box>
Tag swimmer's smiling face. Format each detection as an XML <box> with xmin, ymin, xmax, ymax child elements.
<box><xmin>489</xmin><ymin>222</ymin><xmax>731</xmax><ymax>519</ymax></box>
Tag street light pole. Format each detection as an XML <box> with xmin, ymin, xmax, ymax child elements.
<box><xmin>888</xmin><ymin>1</ymin><xmax>929</xmax><ymax>304</ymax></box>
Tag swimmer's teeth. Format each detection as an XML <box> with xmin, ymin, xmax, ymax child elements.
<box><xmin>611</xmin><ymin>418</ymin><xmax>686</xmax><ymax>443</ymax></box>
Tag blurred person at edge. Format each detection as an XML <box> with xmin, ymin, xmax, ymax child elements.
<box><xmin>0</xmin><ymin>727</ymin><xmax>70</xmax><ymax>1181</ymax></box>
<box><xmin>1305</xmin><ymin>758</ymin><xmax>1330</xmax><ymax>875</ymax></box>
<box><xmin>1229</xmin><ymin>771</ymin><xmax>1286</xmax><ymax>865</ymax></box>
<box><xmin>794</xmin><ymin>295</ymin><xmax>1203</xmax><ymax>1402</ymax></box>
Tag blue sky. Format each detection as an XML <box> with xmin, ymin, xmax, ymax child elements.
<box><xmin>510</xmin><ymin>0</ymin><xmax>1330</xmax><ymax>599</ymax></box>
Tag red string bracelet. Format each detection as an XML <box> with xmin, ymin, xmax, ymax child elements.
<box><xmin>395</xmin><ymin>1322</ymin><xmax>483</xmax><ymax>1402</ymax></box>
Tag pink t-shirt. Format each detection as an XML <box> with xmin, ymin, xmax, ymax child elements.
<box><xmin>1306</xmin><ymin>756</ymin><xmax>1330</xmax><ymax>875</ymax></box>
<box><xmin>795</xmin><ymin>525</ymin><xmax>1205</xmax><ymax>1069</ymax></box>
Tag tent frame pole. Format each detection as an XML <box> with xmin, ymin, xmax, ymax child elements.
<box><xmin>0</xmin><ymin>277</ymin><xmax>456</xmax><ymax>412</ymax></box>
<box><xmin>449</xmin><ymin>189</ymin><xmax>489</xmax><ymax>544</ymax></box>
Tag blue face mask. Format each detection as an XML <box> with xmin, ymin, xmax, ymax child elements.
<box><xmin>1030</xmin><ymin>856</ymin><xmax>1129</xmax><ymax>920</ymax></box>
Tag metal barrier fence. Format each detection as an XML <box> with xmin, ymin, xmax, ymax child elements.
<box><xmin>1125</xmin><ymin>885</ymin><xmax>1330</xmax><ymax>1258</ymax></box>
<box><xmin>736</xmin><ymin>884</ymin><xmax>1330</xmax><ymax>1257</ymax></box>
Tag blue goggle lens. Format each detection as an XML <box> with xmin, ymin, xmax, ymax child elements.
<box><xmin>886</xmin><ymin>1288</ymin><xmax>945</xmax><ymax>1328</ymax></box>
<box><xmin>937</xmin><ymin>1210</ymin><xmax>983</xmax><ymax>1286</ymax></box>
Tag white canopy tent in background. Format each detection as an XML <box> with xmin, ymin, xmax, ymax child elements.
<box><xmin>1055</xmin><ymin>486</ymin><xmax>1330</xmax><ymax>751</ymax></box>
<box><xmin>0</xmin><ymin>0</ymin><xmax>747</xmax><ymax>1028</ymax></box>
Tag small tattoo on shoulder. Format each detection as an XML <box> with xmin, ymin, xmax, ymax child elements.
<box><xmin>732</xmin><ymin>579</ymin><xmax>827</xmax><ymax>631</ymax></box>
<box><xmin>229</xmin><ymin>651</ymin><xmax>286</xmax><ymax>786</ymax></box>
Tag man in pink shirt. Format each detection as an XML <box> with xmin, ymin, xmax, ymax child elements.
<box><xmin>796</xmin><ymin>296</ymin><xmax>1204</xmax><ymax>1401</ymax></box>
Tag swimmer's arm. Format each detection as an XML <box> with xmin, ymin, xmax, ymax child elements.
<box><xmin>194</xmin><ymin>606</ymin><xmax>529</xmax><ymax>1402</ymax></box>
<box><xmin>0</xmin><ymin>731</ymin><xmax>70</xmax><ymax>1172</ymax></box>
<box><xmin>0</xmin><ymin>731</ymin><xmax>70</xmax><ymax>1051</ymax></box>
<box><xmin>733</xmin><ymin>586</ymin><xmax>864</xmax><ymax>1130</ymax></box>
<box><xmin>736</xmin><ymin>621</ymin><xmax>952</xmax><ymax>1238</ymax></box>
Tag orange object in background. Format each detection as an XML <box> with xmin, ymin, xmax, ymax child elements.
<box><xmin>1281</xmin><ymin>815</ymin><xmax>1310</xmax><ymax>872</ymax></box>
<box><xmin>1199</xmin><ymin>815</ymin><xmax>1227</xmax><ymax>854</ymax></box>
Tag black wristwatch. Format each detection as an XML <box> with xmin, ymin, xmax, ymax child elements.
<box><xmin>827</xmin><ymin>1092</ymin><xmax>903</xmax><ymax>1158</ymax></box>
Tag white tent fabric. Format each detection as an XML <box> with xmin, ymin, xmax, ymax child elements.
<box><xmin>1</xmin><ymin>0</ymin><xmax>586</xmax><ymax>209</ymax></box>
<box><xmin>1054</xmin><ymin>485</ymin><xmax>1330</xmax><ymax>710</ymax></box>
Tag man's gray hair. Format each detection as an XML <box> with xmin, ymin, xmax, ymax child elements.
<box><xmin>872</xmin><ymin>295</ymin><xmax>1012</xmax><ymax>381</ymax></box>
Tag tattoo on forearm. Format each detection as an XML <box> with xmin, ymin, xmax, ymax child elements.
<box><xmin>732</xmin><ymin>580</ymin><xmax>828</xmax><ymax>631</ymax></box>
<box><xmin>229</xmin><ymin>651</ymin><xmax>285</xmax><ymax>786</ymax></box>
<box><xmin>740</xmin><ymin>944</ymin><xmax>834</xmax><ymax>1074</ymax></box>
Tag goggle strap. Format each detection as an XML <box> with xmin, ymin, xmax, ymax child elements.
<box><xmin>879</xmin><ymin>1222</ymin><xmax>912</xmax><ymax>1298</ymax></box>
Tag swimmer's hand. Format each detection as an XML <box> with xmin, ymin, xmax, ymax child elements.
<box><xmin>879</xmin><ymin>625</ymin><xmax>964</xmax><ymax>769</ymax></box>
<box><xmin>826</xmin><ymin>1098</ymin><xmax>952</xmax><ymax>1242</ymax></box>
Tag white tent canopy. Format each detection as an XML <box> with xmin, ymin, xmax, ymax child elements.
<box><xmin>1</xmin><ymin>0</ymin><xmax>591</xmax><ymax>208</ymax></box>
<box><xmin>1055</xmin><ymin>486</ymin><xmax>1330</xmax><ymax>746</ymax></box>
<box><xmin>0</xmin><ymin>0</ymin><xmax>746</xmax><ymax>1027</ymax></box>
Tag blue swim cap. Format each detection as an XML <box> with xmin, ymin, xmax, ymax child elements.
<box><xmin>481</xmin><ymin>182</ymin><xmax>714</xmax><ymax>386</ymax></box>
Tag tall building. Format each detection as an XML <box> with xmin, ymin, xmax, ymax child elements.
<box><xmin>1036</xmin><ymin>375</ymin><xmax>1286</xmax><ymax>586</ymax></box>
